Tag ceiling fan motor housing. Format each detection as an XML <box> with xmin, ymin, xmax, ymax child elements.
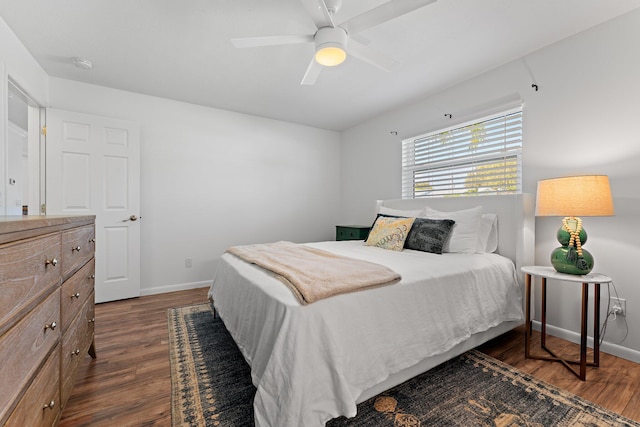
<box><xmin>314</xmin><ymin>26</ymin><xmax>348</xmax><ymax>66</ymax></box>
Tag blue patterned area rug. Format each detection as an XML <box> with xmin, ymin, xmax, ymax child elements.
<box><xmin>168</xmin><ymin>303</ymin><xmax>639</xmax><ymax>427</ymax></box>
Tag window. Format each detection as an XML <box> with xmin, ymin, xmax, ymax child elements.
<box><xmin>402</xmin><ymin>107</ymin><xmax>523</xmax><ymax>199</ymax></box>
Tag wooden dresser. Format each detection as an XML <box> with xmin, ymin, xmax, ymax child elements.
<box><xmin>0</xmin><ymin>215</ymin><xmax>96</xmax><ymax>426</ymax></box>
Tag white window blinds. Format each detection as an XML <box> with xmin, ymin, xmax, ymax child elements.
<box><xmin>402</xmin><ymin>107</ymin><xmax>523</xmax><ymax>199</ymax></box>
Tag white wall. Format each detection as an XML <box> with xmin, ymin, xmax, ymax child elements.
<box><xmin>340</xmin><ymin>9</ymin><xmax>640</xmax><ymax>361</ymax></box>
<box><xmin>3</xmin><ymin>9</ymin><xmax>640</xmax><ymax>360</ymax></box>
<box><xmin>0</xmin><ymin>17</ymin><xmax>48</xmax><ymax>215</ymax></box>
<box><xmin>0</xmin><ymin>18</ymin><xmax>48</xmax><ymax>104</ymax></box>
<box><xmin>48</xmin><ymin>78</ymin><xmax>342</xmax><ymax>295</ymax></box>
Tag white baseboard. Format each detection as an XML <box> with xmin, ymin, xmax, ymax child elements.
<box><xmin>140</xmin><ymin>280</ymin><xmax>212</xmax><ymax>296</ymax></box>
<box><xmin>531</xmin><ymin>320</ymin><xmax>640</xmax><ymax>364</ymax></box>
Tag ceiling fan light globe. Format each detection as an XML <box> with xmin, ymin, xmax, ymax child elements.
<box><xmin>315</xmin><ymin>45</ymin><xmax>347</xmax><ymax>66</ymax></box>
<box><xmin>314</xmin><ymin>26</ymin><xmax>348</xmax><ymax>67</ymax></box>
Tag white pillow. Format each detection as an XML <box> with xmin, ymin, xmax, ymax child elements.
<box><xmin>377</xmin><ymin>206</ymin><xmax>424</xmax><ymax>218</ymax></box>
<box><xmin>424</xmin><ymin>206</ymin><xmax>483</xmax><ymax>253</ymax></box>
<box><xmin>476</xmin><ymin>213</ymin><xmax>498</xmax><ymax>253</ymax></box>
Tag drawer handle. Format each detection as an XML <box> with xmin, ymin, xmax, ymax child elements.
<box><xmin>89</xmin><ymin>238</ymin><xmax>96</xmax><ymax>243</ymax></box>
<box><xmin>45</xmin><ymin>258</ymin><xmax>58</xmax><ymax>267</ymax></box>
<box><xmin>72</xmin><ymin>245</ymin><xmax>81</xmax><ymax>252</ymax></box>
<box><xmin>88</xmin><ymin>318</ymin><xmax>96</xmax><ymax>324</ymax></box>
<box><xmin>44</xmin><ymin>321</ymin><xmax>57</xmax><ymax>331</ymax></box>
<box><xmin>71</xmin><ymin>292</ymin><xmax>81</xmax><ymax>299</ymax></box>
<box><xmin>43</xmin><ymin>400</ymin><xmax>55</xmax><ymax>410</ymax></box>
<box><xmin>71</xmin><ymin>349</ymin><xmax>81</xmax><ymax>356</ymax></box>
<box><xmin>89</xmin><ymin>274</ymin><xmax>95</xmax><ymax>280</ymax></box>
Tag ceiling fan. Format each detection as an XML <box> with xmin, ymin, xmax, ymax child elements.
<box><xmin>231</xmin><ymin>0</ymin><xmax>437</xmax><ymax>85</ymax></box>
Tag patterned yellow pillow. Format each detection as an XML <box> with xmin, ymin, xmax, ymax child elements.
<box><xmin>365</xmin><ymin>216</ymin><xmax>415</xmax><ymax>251</ymax></box>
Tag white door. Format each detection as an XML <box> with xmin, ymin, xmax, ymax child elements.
<box><xmin>45</xmin><ymin>109</ymin><xmax>140</xmax><ymax>303</ymax></box>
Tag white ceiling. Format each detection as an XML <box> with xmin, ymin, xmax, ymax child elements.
<box><xmin>1</xmin><ymin>0</ymin><xmax>639</xmax><ymax>131</ymax></box>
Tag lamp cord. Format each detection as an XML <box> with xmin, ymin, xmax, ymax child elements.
<box><xmin>599</xmin><ymin>280</ymin><xmax>628</xmax><ymax>345</ymax></box>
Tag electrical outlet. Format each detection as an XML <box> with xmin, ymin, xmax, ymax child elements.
<box><xmin>610</xmin><ymin>297</ymin><xmax>626</xmax><ymax>316</ymax></box>
<box><xmin>185</xmin><ymin>258</ymin><xmax>192</xmax><ymax>268</ymax></box>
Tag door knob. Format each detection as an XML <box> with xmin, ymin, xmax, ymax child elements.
<box><xmin>122</xmin><ymin>215</ymin><xmax>140</xmax><ymax>222</ymax></box>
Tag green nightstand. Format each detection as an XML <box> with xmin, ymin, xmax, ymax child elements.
<box><xmin>336</xmin><ymin>225</ymin><xmax>370</xmax><ymax>241</ymax></box>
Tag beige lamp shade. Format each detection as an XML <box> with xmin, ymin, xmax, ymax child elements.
<box><xmin>535</xmin><ymin>175</ymin><xmax>614</xmax><ymax>217</ymax></box>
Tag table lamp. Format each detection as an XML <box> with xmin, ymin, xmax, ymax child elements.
<box><xmin>535</xmin><ymin>175</ymin><xmax>614</xmax><ymax>275</ymax></box>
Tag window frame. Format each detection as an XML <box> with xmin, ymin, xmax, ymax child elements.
<box><xmin>401</xmin><ymin>106</ymin><xmax>523</xmax><ymax>199</ymax></box>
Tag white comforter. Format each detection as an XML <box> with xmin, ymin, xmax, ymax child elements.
<box><xmin>209</xmin><ymin>241</ymin><xmax>523</xmax><ymax>426</ymax></box>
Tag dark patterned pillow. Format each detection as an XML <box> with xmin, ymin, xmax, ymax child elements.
<box><xmin>405</xmin><ymin>218</ymin><xmax>455</xmax><ymax>254</ymax></box>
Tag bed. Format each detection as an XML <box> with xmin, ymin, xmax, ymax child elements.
<box><xmin>208</xmin><ymin>194</ymin><xmax>534</xmax><ymax>426</ymax></box>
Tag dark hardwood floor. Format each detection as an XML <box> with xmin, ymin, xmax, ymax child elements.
<box><xmin>59</xmin><ymin>287</ymin><xmax>640</xmax><ymax>426</ymax></box>
<box><xmin>58</xmin><ymin>287</ymin><xmax>210</xmax><ymax>427</ymax></box>
<box><xmin>479</xmin><ymin>326</ymin><xmax>640</xmax><ymax>422</ymax></box>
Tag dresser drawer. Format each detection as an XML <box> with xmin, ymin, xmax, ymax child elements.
<box><xmin>0</xmin><ymin>288</ymin><xmax>60</xmax><ymax>424</ymax></box>
<box><xmin>60</xmin><ymin>259</ymin><xmax>95</xmax><ymax>332</ymax></box>
<box><xmin>0</xmin><ymin>233</ymin><xmax>62</xmax><ymax>336</ymax></box>
<box><xmin>61</xmin><ymin>293</ymin><xmax>95</xmax><ymax>406</ymax></box>
<box><xmin>61</xmin><ymin>225</ymin><xmax>95</xmax><ymax>279</ymax></box>
<box><xmin>0</xmin><ymin>215</ymin><xmax>96</xmax><ymax>426</ymax></box>
<box><xmin>4</xmin><ymin>344</ymin><xmax>61</xmax><ymax>427</ymax></box>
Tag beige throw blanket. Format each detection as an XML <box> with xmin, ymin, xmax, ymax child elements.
<box><xmin>226</xmin><ymin>241</ymin><xmax>401</xmax><ymax>305</ymax></box>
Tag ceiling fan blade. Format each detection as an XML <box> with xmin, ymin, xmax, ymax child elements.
<box><xmin>301</xmin><ymin>58</ymin><xmax>323</xmax><ymax>85</ymax></box>
<box><xmin>299</xmin><ymin>0</ymin><xmax>335</xmax><ymax>28</ymax></box>
<box><xmin>231</xmin><ymin>34</ymin><xmax>314</xmax><ymax>48</ymax></box>
<box><xmin>342</xmin><ymin>0</ymin><xmax>437</xmax><ymax>35</ymax></box>
<box><xmin>348</xmin><ymin>39</ymin><xmax>397</xmax><ymax>72</ymax></box>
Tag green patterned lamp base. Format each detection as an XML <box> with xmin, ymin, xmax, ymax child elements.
<box><xmin>550</xmin><ymin>246</ymin><xmax>594</xmax><ymax>275</ymax></box>
<box><xmin>550</xmin><ymin>220</ymin><xmax>595</xmax><ymax>275</ymax></box>
<box><xmin>551</xmin><ymin>217</ymin><xmax>593</xmax><ymax>275</ymax></box>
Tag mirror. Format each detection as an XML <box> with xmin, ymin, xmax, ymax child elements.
<box><xmin>3</xmin><ymin>80</ymin><xmax>43</xmax><ymax>216</ymax></box>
